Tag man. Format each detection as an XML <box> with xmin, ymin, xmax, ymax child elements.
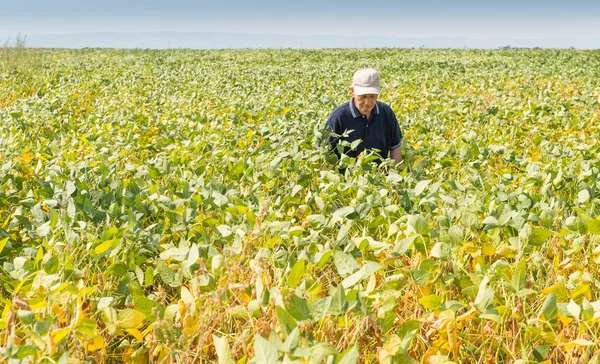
<box><xmin>325</xmin><ymin>68</ymin><xmax>403</xmax><ymax>167</ymax></box>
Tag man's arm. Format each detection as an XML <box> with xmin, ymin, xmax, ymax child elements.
<box><xmin>390</xmin><ymin>147</ymin><xmax>403</xmax><ymax>163</ymax></box>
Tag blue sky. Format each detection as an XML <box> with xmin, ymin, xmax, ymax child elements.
<box><xmin>2</xmin><ymin>0</ymin><xmax>599</xmax><ymax>37</ymax></box>
<box><xmin>1</xmin><ymin>1</ymin><xmax>599</xmax><ymax>48</ymax></box>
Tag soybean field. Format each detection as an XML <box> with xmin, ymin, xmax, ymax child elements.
<box><xmin>1</xmin><ymin>48</ymin><xmax>600</xmax><ymax>363</ymax></box>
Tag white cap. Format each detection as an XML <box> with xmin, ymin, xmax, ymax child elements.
<box><xmin>352</xmin><ymin>68</ymin><xmax>381</xmax><ymax>95</ymax></box>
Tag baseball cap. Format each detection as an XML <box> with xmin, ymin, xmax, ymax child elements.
<box><xmin>352</xmin><ymin>68</ymin><xmax>381</xmax><ymax>95</ymax></box>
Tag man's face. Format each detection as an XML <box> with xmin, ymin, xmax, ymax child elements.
<box><xmin>352</xmin><ymin>89</ymin><xmax>378</xmax><ymax>116</ymax></box>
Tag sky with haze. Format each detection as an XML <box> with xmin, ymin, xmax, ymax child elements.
<box><xmin>1</xmin><ymin>0</ymin><xmax>599</xmax><ymax>48</ymax></box>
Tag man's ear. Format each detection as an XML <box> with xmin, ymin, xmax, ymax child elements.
<box><xmin>350</xmin><ymin>87</ymin><xmax>355</xmax><ymax>97</ymax></box>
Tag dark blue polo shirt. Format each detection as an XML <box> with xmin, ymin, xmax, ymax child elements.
<box><xmin>325</xmin><ymin>99</ymin><xmax>402</xmax><ymax>161</ymax></box>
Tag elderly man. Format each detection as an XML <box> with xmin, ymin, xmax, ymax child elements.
<box><xmin>325</xmin><ymin>68</ymin><xmax>403</xmax><ymax>166</ymax></box>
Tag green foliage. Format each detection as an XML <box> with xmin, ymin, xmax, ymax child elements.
<box><xmin>1</xmin><ymin>48</ymin><xmax>600</xmax><ymax>363</ymax></box>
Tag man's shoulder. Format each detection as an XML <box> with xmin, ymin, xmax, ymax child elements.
<box><xmin>376</xmin><ymin>101</ymin><xmax>398</xmax><ymax>120</ymax></box>
<box><xmin>376</xmin><ymin>101</ymin><xmax>394</xmax><ymax>114</ymax></box>
<box><xmin>329</xmin><ymin>101</ymin><xmax>352</xmax><ymax>119</ymax></box>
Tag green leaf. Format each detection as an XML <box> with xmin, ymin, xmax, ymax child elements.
<box><xmin>474</xmin><ymin>276</ymin><xmax>494</xmax><ymax>311</ymax></box>
<box><xmin>213</xmin><ymin>335</ymin><xmax>235</xmax><ymax>364</ymax></box>
<box><xmin>447</xmin><ymin>226</ymin><xmax>464</xmax><ymax>246</ymax></box>
<box><xmin>18</xmin><ymin>310</ymin><xmax>35</xmax><ymax>325</ymax></box>
<box><xmin>355</xmin><ymin>203</ymin><xmax>372</xmax><ymax>219</ymax></box>
<box><xmin>540</xmin><ymin>292</ymin><xmax>558</xmax><ymax>321</ymax></box>
<box><xmin>482</xmin><ymin>216</ymin><xmax>499</xmax><ymax>227</ymax></box>
<box><xmin>419</xmin><ymin>294</ymin><xmax>442</xmax><ymax>310</ymax></box>
<box><xmin>578</xmin><ymin>189</ymin><xmax>590</xmax><ymax>203</ymax></box>
<box><xmin>254</xmin><ymin>335</ymin><xmax>279</xmax><ymax>364</ymax></box>
<box><xmin>309</xmin><ymin>342</ymin><xmax>338</xmax><ymax>358</ymax></box>
<box><xmin>336</xmin><ymin>345</ymin><xmax>358</xmax><ymax>364</ymax></box>
<box><xmin>275</xmin><ymin>305</ymin><xmax>297</xmax><ymax>334</ymax></box>
<box><xmin>342</xmin><ymin>261</ymin><xmax>384</xmax><ymax>288</ymax></box>
<box><xmin>83</xmin><ymin>198</ymin><xmax>97</xmax><ymax>218</ymax></box>
<box><xmin>328</xmin><ymin>285</ymin><xmax>347</xmax><ymax>315</ymax></box>
<box><xmin>408</xmin><ymin>215</ymin><xmax>430</xmax><ymax>235</ymax></box>
<box><xmin>309</xmin><ymin>297</ymin><xmax>331</xmax><ymax>322</ymax></box>
<box><xmin>529</xmin><ymin>227</ymin><xmax>554</xmax><ymax>246</ymax></box>
<box><xmin>414</xmin><ymin>179</ymin><xmax>431</xmax><ymax>196</ymax></box>
<box><xmin>516</xmin><ymin>289</ymin><xmax>537</xmax><ymax>298</ymax></box>
<box><xmin>510</xmin><ymin>260</ymin><xmax>527</xmax><ymax>292</ymax></box>
<box><xmin>283</xmin><ymin>327</ymin><xmax>300</xmax><ymax>353</ymax></box>
<box><xmin>285</xmin><ymin>294</ymin><xmax>311</xmax><ymax>321</ymax></box>
<box><xmin>132</xmin><ymin>294</ymin><xmax>159</xmax><ymax>319</ymax></box>
<box><xmin>12</xmin><ymin>345</ymin><xmax>39</xmax><ymax>359</ymax></box>
<box><xmin>334</xmin><ymin>206</ymin><xmax>355</xmax><ymax>219</ymax></box>
<box><xmin>44</xmin><ymin>255</ymin><xmax>60</xmax><ymax>274</ymax></box>
<box><xmin>75</xmin><ymin>318</ymin><xmax>98</xmax><ymax>336</ymax></box>
<box><xmin>580</xmin><ymin>214</ymin><xmax>600</xmax><ymax>235</ymax></box>
<box><xmin>480</xmin><ymin>307</ymin><xmax>501</xmax><ymax>324</ymax></box>
<box><xmin>394</xmin><ymin>235</ymin><xmax>418</xmax><ymax>254</ymax></box>
<box><xmin>315</xmin><ymin>196</ymin><xmax>325</xmax><ymax>211</ymax></box>
<box><xmin>212</xmin><ymin>192</ymin><xmax>228</xmax><ymax>207</ymax></box>
<box><xmin>430</xmin><ymin>242</ymin><xmax>451</xmax><ymax>260</ymax></box>
<box><xmin>66</xmin><ymin>181</ymin><xmax>76</xmax><ymax>196</ymax></box>
<box><xmin>230</xmin><ymin>160</ymin><xmax>245</xmax><ymax>178</ymax></box>
<box><xmin>144</xmin><ymin>267</ymin><xmax>154</xmax><ymax>287</ymax></box>
<box><xmin>409</xmin><ymin>270</ymin><xmax>431</xmax><ymax>286</ymax></box>
<box><xmin>333</xmin><ymin>250</ymin><xmax>360</xmax><ymax>277</ymax></box>
<box><xmin>107</xmin><ymin>262</ymin><xmax>127</xmax><ymax>276</ymax></box>
<box><xmin>156</xmin><ymin>260</ymin><xmax>182</xmax><ymax>287</ymax></box>
<box><xmin>287</xmin><ymin>259</ymin><xmax>305</xmax><ymax>289</ymax></box>
<box><xmin>396</xmin><ymin>320</ymin><xmax>420</xmax><ymax>354</ymax></box>
<box><xmin>217</xmin><ymin>225</ymin><xmax>232</xmax><ymax>237</ymax></box>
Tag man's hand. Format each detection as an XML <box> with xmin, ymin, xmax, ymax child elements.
<box><xmin>390</xmin><ymin>147</ymin><xmax>403</xmax><ymax>164</ymax></box>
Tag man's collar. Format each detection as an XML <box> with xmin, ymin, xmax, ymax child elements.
<box><xmin>349</xmin><ymin>98</ymin><xmax>380</xmax><ymax>118</ymax></box>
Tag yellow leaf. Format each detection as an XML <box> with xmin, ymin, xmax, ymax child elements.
<box><xmin>239</xmin><ymin>291</ymin><xmax>252</xmax><ymax>304</ymax></box>
<box><xmin>0</xmin><ymin>237</ymin><xmax>8</xmax><ymax>253</ymax></box>
<box><xmin>117</xmin><ymin>309</ymin><xmax>146</xmax><ymax>329</ymax></box>
<box><xmin>462</xmin><ymin>242</ymin><xmax>479</xmax><ymax>255</ymax></box>
<box><xmin>183</xmin><ymin>316</ymin><xmax>199</xmax><ymax>337</ymax></box>
<box><xmin>122</xmin><ymin>347</ymin><xmax>136</xmax><ymax>364</ymax></box>
<box><xmin>21</xmin><ymin>153</ymin><xmax>33</xmax><ymax>163</ymax></box>
<box><xmin>541</xmin><ymin>284</ymin><xmax>569</xmax><ymax>301</ymax></box>
<box><xmin>126</xmin><ymin>328</ymin><xmax>144</xmax><ymax>342</ymax></box>
<box><xmin>30</xmin><ymin>298</ymin><xmax>47</xmax><ymax>310</ymax></box>
<box><xmin>558</xmin><ymin>314</ymin><xmax>573</xmax><ymax>327</ymax></box>
<box><xmin>35</xmin><ymin>247</ymin><xmax>44</xmax><ymax>266</ymax></box>
<box><xmin>496</xmin><ymin>245</ymin><xmax>516</xmax><ymax>258</ymax></box>
<box><xmin>457</xmin><ymin>304</ymin><xmax>477</xmax><ymax>322</ymax></box>
<box><xmin>52</xmin><ymin>303</ymin><xmax>68</xmax><ymax>324</ymax></box>
<box><xmin>472</xmin><ymin>256</ymin><xmax>484</xmax><ymax>270</ymax></box>
<box><xmin>94</xmin><ymin>240</ymin><xmax>113</xmax><ymax>255</ymax></box>
<box><xmin>142</xmin><ymin>323</ymin><xmax>154</xmax><ymax>338</ymax></box>
<box><xmin>51</xmin><ymin>328</ymin><xmax>71</xmax><ymax>344</ymax></box>
<box><xmin>571</xmin><ymin>284</ymin><xmax>591</xmax><ymax>300</ymax></box>
<box><xmin>84</xmin><ymin>335</ymin><xmax>104</xmax><ymax>352</ymax></box>
<box><xmin>481</xmin><ymin>243</ymin><xmax>495</xmax><ymax>256</ymax></box>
